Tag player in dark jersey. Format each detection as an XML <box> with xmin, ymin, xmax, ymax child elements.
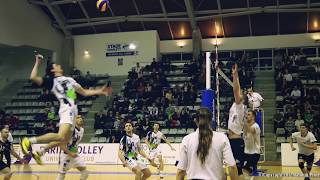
<box><xmin>0</xmin><ymin>127</ymin><xmax>24</xmax><ymax>180</ymax></box>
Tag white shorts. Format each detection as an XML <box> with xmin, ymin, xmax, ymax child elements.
<box><xmin>126</xmin><ymin>158</ymin><xmax>147</xmax><ymax>170</ymax></box>
<box><xmin>59</xmin><ymin>153</ymin><xmax>86</xmax><ymax>173</ymax></box>
<box><xmin>149</xmin><ymin>148</ymin><xmax>162</xmax><ymax>160</ymax></box>
<box><xmin>59</xmin><ymin>105</ymin><xmax>78</xmax><ymax>126</ymax></box>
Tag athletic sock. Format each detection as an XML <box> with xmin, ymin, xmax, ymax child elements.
<box><xmin>29</xmin><ymin>137</ymin><xmax>37</xmax><ymax>144</ymax></box>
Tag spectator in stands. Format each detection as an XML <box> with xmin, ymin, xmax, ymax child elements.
<box><xmin>145</xmin><ymin>83</ymin><xmax>152</xmax><ymax>97</ymax></box>
<box><xmin>71</xmin><ymin>67</ymin><xmax>81</xmax><ymax>76</ymax></box>
<box><xmin>247</xmin><ymin>87</ymin><xmax>264</xmax><ymax>110</ymax></box>
<box><xmin>7</xmin><ymin>113</ymin><xmax>19</xmax><ymax>130</ymax></box>
<box><xmin>85</xmin><ymin>71</ymin><xmax>93</xmax><ymax>87</ymax></box>
<box><xmin>149</xmin><ymin>103</ymin><xmax>158</xmax><ymax>120</ymax></box>
<box><xmin>109</xmin><ymin>135</ymin><xmax>116</xmax><ymax>143</ymax></box>
<box><xmin>180</xmin><ymin>107</ymin><xmax>190</xmax><ymax>127</ymax></box>
<box><xmin>283</xmin><ymin>69</ymin><xmax>293</xmax><ymax>86</ymax></box>
<box><xmin>170</xmin><ymin>112</ymin><xmax>180</xmax><ymax>128</ymax></box>
<box><xmin>304</xmin><ymin>109</ymin><xmax>314</xmax><ymax>125</ymax></box>
<box><xmin>285</xmin><ymin>116</ymin><xmax>296</xmax><ymax>137</ymax></box>
<box><xmin>273</xmin><ymin>110</ymin><xmax>284</xmax><ymax>133</ymax></box>
<box><xmin>135</xmin><ymin>62</ymin><xmax>142</xmax><ymax>73</ymax></box>
<box><xmin>315</xmin><ymin>63</ymin><xmax>320</xmax><ymax>73</ymax></box>
<box><xmin>136</xmin><ymin>82</ymin><xmax>145</xmax><ymax>98</ymax></box>
<box><xmin>94</xmin><ymin>111</ymin><xmax>105</xmax><ymax>129</ymax></box>
<box><xmin>165</xmin><ymin>90</ymin><xmax>174</xmax><ymax>104</ymax></box>
<box><xmin>294</xmin><ymin>114</ymin><xmax>304</xmax><ymax>131</ymax></box>
<box><xmin>290</xmin><ymin>86</ymin><xmax>301</xmax><ymax>100</ymax></box>
<box><xmin>44</xmin><ymin>120</ymin><xmax>56</xmax><ymax>133</ymax></box>
<box><xmin>113</xmin><ymin>114</ymin><xmax>123</xmax><ymax>137</ymax></box>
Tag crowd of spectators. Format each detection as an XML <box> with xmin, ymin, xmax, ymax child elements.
<box><xmin>94</xmin><ymin>53</ymin><xmax>256</xmax><ymax>142</ymax></box>
<box><xmin>273</xmin><ymin>49</ymin><xmax>320</xmax><ymax>140</ymax></box>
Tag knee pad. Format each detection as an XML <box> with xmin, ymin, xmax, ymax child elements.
<box><xmin>80</xmin><ymin>170</ymin><xmax>89</xmax><ymax>180</ymax></box>
<box><xmin>299</xmin><ymin>162</ymin><xmax>304</xmax><ymax>169</ymax></box>
<box><xmin>307</xmin><ymin>166</ymin><xmax>312</xmax><ymax>171</ymax></box>
<box><xmin>56</xmin><ymin>173</ymin><xmax>66</xmax><ymax>180</ymax></box>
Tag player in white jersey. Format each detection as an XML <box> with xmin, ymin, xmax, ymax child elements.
<box><xmin>289</xmin><ymin>123</ymin><xmax>317</xmax><ymax>180</ymax></box>
<box><xmin>243</xmin><ymin>110</ymin><xmax>261</xmax><ymax>176</ymax></box>
<box><xmin>228</xmin><ymin>64</ymin><xmax>245</xmax><ymax>175</ymax></box>
<box><xmin>176</xmin><ymin>107</ymin><xmax>238</xmax><ymax>180</ymax></box>
<box><xmin>145</xmin><ymin>122</ymin><xmax>175</xmax><ymax>178</ymax></box>
<box><xmin>56</xmin><ymin>115</ymin><xmax>88</xmax><ymax>180</ymax></box>
<box><xmin>118</xmin><ymin>122</ymin><xmax>152</xmax><ymax>180</ymax></box>
<box><xmin>21</xmin><ymin>54</ymin><xmax>112</xmax><ymax>164</ymax></box>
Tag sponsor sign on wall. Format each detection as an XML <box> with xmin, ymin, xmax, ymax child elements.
<box><xmin>12</xmin><ymin>143</ymin><xmax>180</xmax><ymax>165</ymax></box>
<box><xmin>106</xmin><ymin>43</ymin><xmax>138</xmax><ymax>57</ymax></box>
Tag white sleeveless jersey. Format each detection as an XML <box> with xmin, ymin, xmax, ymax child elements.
<box><xmin>119</xmin><ymin>134</ymin><xmax>141</xmax><ymax>159</ymax></box>
<box><xmin>49</xmin><ymin>76</ymin><xmax>81</xmax><ymax>107</ymax></box>
<box><xmin>228</xmin><ymin>102</ymin><xmax>245</xmax><ymax>135</ymax></box>
<box><xmin>69</xmin><ymin>127</ymin><xmax>84</xmax><ymax>147</ymax></box>
<box><xmin>146</xmin><ymin>131</ymin><xmax>166</xmax><ymax>149</ymax></box>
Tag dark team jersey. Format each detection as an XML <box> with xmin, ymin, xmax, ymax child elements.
<box><xmin>0</xmin><ymin>139</ymin><xmax>12</xmax><ymax>166</ymax></box>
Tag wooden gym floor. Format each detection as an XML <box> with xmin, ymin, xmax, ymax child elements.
<box><xmin>4</xmin><ymin>164</ymin><xmax>320</xmax><ymax>180</ymax></box>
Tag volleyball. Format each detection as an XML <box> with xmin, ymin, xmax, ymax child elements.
<box><xmin>96</xmin><ymin>0</ymin><xmax>109</xmax><ymax>12</ymax></box>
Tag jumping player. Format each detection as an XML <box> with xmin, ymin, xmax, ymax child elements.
<box><xmin>21</xmin><ymin>54</ymin><xmax>111</xmax><ymax>164</ymax></box>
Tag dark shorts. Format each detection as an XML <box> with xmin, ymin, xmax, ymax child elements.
<box><xmin>229</xmin><ymin>138</ymin><xmax>245</xmax><ymax>162</ymax></box>
<box><xmin>298</xmin><ymin>153</ymin><xmax>314</xmax><ymax>166</ymax></box>
<box><xmin>0</xmin><ymin>161</ymin><xmax>9</xmax><ymax>171</ymax></box>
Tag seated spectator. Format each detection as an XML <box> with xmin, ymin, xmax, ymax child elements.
<box><xmin>165</xmin><ymin>90</ymin><xmax>174</xmax><ymax>104</ymax></box>
<box><xmin>113</xmin><ymin>116</ymin><xmax>123</xmax><ymax>131</ymax></box>
<box><xmin>304</xmin><ymin>100</ymin><xmax>312</xmax><ymax>112</ymax></box>
<box><xmin>44</xmin><ymin>120</ymin><xmax>56</xmax><ymax>133</ymax></box>
<box><xmin>285</xmin><ymin>116</ymin><xmax>296</xmax><ymax>137</ymax></box>
<box><xmin>149</xmin><ymin>103</ymin><xmax>158</xmax><ymax>119</ymax></box>
<box><xmin>109</xmin><ymin>135</ymin><xmax>117</xmax><ymax>143</ymax></box>
<box><xmin>273</xmin><ymin>110</ymin><xmax>284</xmax><ymax>133</ymax></box>
<box><xmin>94</xmin><ymin>111</ymin><xmax>105</xmax><ymax>129</ymax></box>
<box><xmin>283</xmin><ymin>69</ymin><xmax>293</xmax><ymax>86</ymax></box>
<box><xmin>136</xmin><ymin>82</ymin><xmax>145</xmax><ymax>98</ymax></box>
<box><xmin>170</xmin><ymin>112</ymin><xmax>180</xmax><ymax>128</ymax></box>
<box><xmin>179</xmin><ymin>107</ymin><xmax>190</xmax><ymax>127</ymax></box>
<box><xmin>315</xmin><ymin>63</ymin><xmax>320</xmax><ymax>73</ymax></box>
<box><xmin>290</xmin><ymin>86</ymin><xmax>301</xmax><ymax>100</ymax></box>
<box><xmin>294</xmin><ymin>114</ymin><xmax>304</xmax><ymax>131</ymax></box>
<box><xmin>304</xmin><ymin>109</ymin><xmax>314</xmax><ymax>125</ymax></box>
<box><xmin>7</xmin><ymin>113</ymin><xmax>19</xmax><ymax>130</ymax></box>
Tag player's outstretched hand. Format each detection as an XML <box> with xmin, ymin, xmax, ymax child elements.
<box><xmin>101</xmin><ymin>86</ymin><xmax>112</xmax><ymax>96</ymax></box>
<box><xmin>231</xmin><ymin>64</ymin><xmax>238</xmax><ymax>75</ymax></box>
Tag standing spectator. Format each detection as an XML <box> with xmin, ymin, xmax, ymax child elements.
<box><xmin>135</xmin><ymin>62</ymin><xmax>142</xmax><ymax>73</ymax></box>
<box><xmin>247</xmin><ymin>88</ymin><xmax>264</xmax><ymax>110</ymax></box>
